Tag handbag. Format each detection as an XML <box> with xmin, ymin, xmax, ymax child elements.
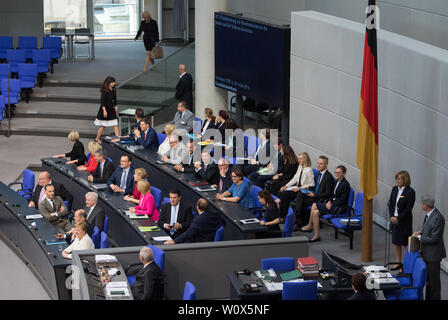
<box><xmin>151</xmin><ymin>44</ymin><xmax>164</xmax><ymax>59</ymax></box>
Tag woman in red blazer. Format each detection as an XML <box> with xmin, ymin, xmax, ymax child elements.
<box><xmin>129</xmin><ymin>180</ymin><xmax>160</xmax><ymax>222</ymax></box>
<box><xmin>77</xmin><ymin>141</ymin><xmax>101</xmax><ymax>173</ymax></box>
<box><xmin>124</xmin><ymin>168</ymin><xmax>148</xmax><ymax>204</ymax></box>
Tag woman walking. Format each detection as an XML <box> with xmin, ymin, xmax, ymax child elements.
<box><xmin>135</xmin><ymin>11</ymin><xmax>160</xmax><ymax>72</ymax></box>
<box><xmin>94</xmin><ymin>76</ymin><xmax>119</xmax><ymax>143</ymax></box>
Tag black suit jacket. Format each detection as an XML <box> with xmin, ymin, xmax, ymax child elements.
<box><xmin>313</xmin><ymin>170</ymin><xmax>335</xmax><ymax>202</ymax></box>
<box><xmin>194</xmin><ymin>161</ymin><xmax>219</xmax><ymax>185</ymax></box>
<box><xmin>331</xmin><ymin>178</ymin><xmax>351</xmax><ymax>209</ymax></box>
<box><xmin>200</xmin><ymin>118</ymin><xmax>215</xmax><ymax>134</ymax></box>
<box><xmin>174</xmin><ymin>210</ymin><xmax>221</xmax><ymax>243</ymax></box>
<box><xmin>157</xmin><ymin>202</ymin><xmax>193</xmax><ymax>239</ymax></box>
<box><xmin>175</xmin><ymin>73</ymin><xmax>193</xmax><ymax>109</ymax></box>
<box><xmin>388</xmin><ymin>186</ymin><xmax>415</xmax><ymax>235</ymax></box>
<box><xmin>31</xmin><ymin>181</ymin><xmax>74</xmax><ymax>209</ymax></box>
<box><xmin>86</xmin><ymin>205</ymin><xmax>106</xmax><ymax>232</ymax></box>
<box><xmin>92</xmin><ymin>160</ymin><xmax>115</xmax><ymax>183</ymax></box>
<box><xmin>420</xmin><ymin>208</ymin><xmax>446</xmax><ymax>262</ymax></box>
<box><xmin>131</xmin><ymin>262</ymin><xmax>164</xmax><ymax>300</ymax></box>
<box><xmin>216</xmin><ymin>168</ymin><xmax>233</xmax><ymax>193</ymax></box>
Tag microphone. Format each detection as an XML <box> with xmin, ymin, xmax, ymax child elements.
<box><xmin>109</xmin><ymin>270</ymin><xmax>121</xmax><ymax>282</ymax></box>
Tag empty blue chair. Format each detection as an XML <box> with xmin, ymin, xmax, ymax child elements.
<box><xmin>8</xmin><ymin>169</ymin><xmax>34</xmax><ymax>200</ymax></box>
<box><xmin>194</xmin><ymin>117</ymin><xmax>202</xmax><ymax>133</ymax></box>
<box><xmin>18</xmin><ymin>36</ymin><xmax>37</xmax><ymax>60</ymax></box>
<box><xmin>0</xmin><ymin>36</ymin><xmax>13</xmax><ymax>60</ymax></box>
<box><xmin>250</xmin><ymin>185</ymin><xmax>263</xmax><ymax>217</ymax></box>
<box><xmin>157</xmin><ymin>132</ymin><xmax>167</xmax><ymax>145</ymax></box>
<box><xmin>383</xmin><ymin>247</ymin><xmax>419</xmax><ymax>287</ymax></box>
<box><xmin>6</xmin><ymin>49</ymin><xmax>26</xmax><ymax>74</ymax></box>
<box><xmin>18</xmin><ymin>63</ymin><xmax>37</xmax><ymax>92</ymax></box>
<box><xmin>0</xmin><ymin>64</ymin><xmax>11</xmax><ymax>81</ymax></box>
<box><xmin>214</xmin><ymin>225</ymin><xmax>224</xmax><ymax>241</ymax></box>
<box><xmin>0</xmin><ymin>95</ymin><xmax>4</xmax><ymax>121</ymax></box>
<box><xmin>183</xmin><ymin>281</ymin><xmax>197</xmax><ymax>300</ymax></box>
<box><xmin>1</xmin><ymin>79</ymin><xmax>21</xmax><ymax>104</ymax></box>
<box><xmin>246</xmin><ymin>135</ymin><xmax>259</xmax><ymax>158</ymax></box>
<box><xmin>282</xmin><ymin>206</ymin><xmax>294</xmax><ymax>237</ymax></box>
<box><xmin>385</xmin><ymin>258</ymin><xmax>427</xmax><ymax>300</ymax></box>
<box><xmin>31</xmin><ymin>49</ymin><xmax>51</xmax><ymax>86</ymax></box>
<box><xmin>100</xmin><ymin>231</ymin><xmax>110</xmax><ymax>248</ymax></box>
<box><xmin>261</xmin><ymin>257</ymin><xmax>295</xmax><ymax>272</ymax></box>
<box><xmin>103</xmin><ymin>215</ymin><xmax>109</xmax><ymax>234</ymax></box>
<box><xmin>63</xmin><ymin>200</ymin><xmax>70</xmax><ymax>211</ymax></box>
<box><xmin>91</xmin><ymin>226</ymin><xmax>100</xmax><ymax>249</ymax></box>
<box><xmin>42</xmin><ymin>36</ymin><xmax>62</xmax><ymax>60</ymax></box>
<box><xmin>282</xmin><ymin>280</ymin><xmax>318</xmax><ymax>300</ymax></box>
<box><xmin>151</xmin><ymin>186</ymin><xmax>162</xmax><ymax>209</ymax></box>
<box><xmin>127</xmin><ymin>245</ymin><xmax>165</xmax><ymax>286</ymax></box>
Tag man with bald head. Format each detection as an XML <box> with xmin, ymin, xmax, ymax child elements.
<box><xmin>164</xmin><ymin>198</ymin><xmax>221</xmax><ymax>244</ymax></box>
<box><xmin>175</xmin><ymin>64</ymin><xmax>193</xmax><ymax>111</ymax></box>
<box><xmin>28</xmin><ymin>171</ymin><xmax>73</xmax><ymax>209</ymax></box>
<box><xmin>130</xmin><ymin>246</ymin><xmax>164</xmax><ymax>300</ymax></box>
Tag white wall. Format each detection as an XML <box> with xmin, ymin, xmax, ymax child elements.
<box><xmin>228</xmin><ymin>0</ymin><xmax>448</xmax><ymax>51</ymax></box>
<box><xmin>290</xmin><ymin>10</ymin><xmax>448</xmax><ymax>263</ymax></box>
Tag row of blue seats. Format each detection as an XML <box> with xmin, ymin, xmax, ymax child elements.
<box><xmin>0</xmin><ymin>36</ymin><xmax>62</xmax><ymax>62</ymax></box>
<box><xmin>1</xmin><ymin>50</ymin><xmax>53</xmax><ymax>75</ymax></box>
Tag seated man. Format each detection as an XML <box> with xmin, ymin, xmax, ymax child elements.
<box><xmin>172</xmin><ymin>101</ymin><xmax>194</xmax><ymax>133</ymax></box>
<box><xmin>211</xmin><ymin>158</ymin><xmax>233</xmax><ymax>194</ymax></box>
<box><xmin>173</xmin><ymin>141</ymin><xmax>201</xmax><ymax>173</ymax></box>
<box><xmin>112</xmin><ymin>108</ymin><xmax>145</xmax><ymax>142</ymax></box>
<box><xmin>85</xmin><ymin>192</ymin><xmax>106</xmax><ymax>232</ymax></box>
<box><xmin>130</xmin><ymin>247</ymin><xmax>164</xmax><ymax>300</ymax></box>
<box><xmin>161</xmin><ymin>135</ymin><xmax>189</xmax><ymax>165</ymax></box>
<box><xmin>28</xmin><ymin>171</ymin><xmax>73</xmax><ymax>210</ymax></box>
<box><xmin>39</xmin><ymin>184</ymin><xmax>72</xmax><ymax>233</ymax></box>
<box><xmin>301</xmin><ymin>165</ymin><xmax>350</xmax><ymax>242</ymax></box>
<box><xmin>164</xmin><ymin>198</ymin><xmax>221</xmax><ymax>244</ymax></box>
<box><xmin>55</xmin><ymin>209</ymin><xmax>93</xmax><ymax>244</ymax></box>
<box><xmin>157</xmin><ymin>189</ymin><xmax>193</xmax><ymax>239</ymax></box>
<box><xmin>134</xmin><ymin>117</ymin><xmax>159</xmax><ymax>152</ymax></box>
<box><xmin>87</xmin><ymin>149</ymin><xmax>115</xmax><ymax>184</ymax></box>
<box><xmin>194</xmin><ymin>150</ymin><xmax>219</xmax><ymax>185</ymax></box>
<box><xmin>107</xmin><ymin>155</ymin><xmax>135</xmax><ymax>195</ymax></box>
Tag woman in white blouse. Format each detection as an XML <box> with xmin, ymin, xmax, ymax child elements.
<box><xmin>200</xmin><ymin>107</ymin><xmax>216</xmax><ymax>136</ymax></box>
<box><xmin>276</xmin><ymin>152</ymin><xmax>315</xmax><ymax>219</ymax></box>
<box><xmin>157</xmin><ymin>124</ymin><xmax>176</xmax><ymax>155</ymax></box>
<box><xmin>62</xmin><ymin>221</ymin><xmax>95</xmax><ymax>259</ymax></box>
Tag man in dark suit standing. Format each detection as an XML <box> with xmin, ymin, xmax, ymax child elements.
<box><xmin>211</xmin><ymin>158</ymin><xmax>233</xmax><ymax>193</ymax></box>
<box><xmin>28</xmin><ymin>171</ymin><xmax>73</xmax><ymax>210</ymax></box>
<box><xmin>175</xmin><ymin>64</ymin><xmax>193</xmax><ymax>111</ymax></box>
<box><xmin>107</xmin><ymin>155</ymin><xmax>135</xmax><ymax>195</ymax></box>
<box><xmin>134</xmin><ymin>118</ymin><xmax>159</xmax><ymax>152</ymax></box>
<box><xmin>194</xmin><ymin>150</ymin><xmax>219</xmax><ymax>185</ymax></box>
<box><xmin>294</xmin><ymin>156</ymin><xmax>335</xmax><ymax>229</ymax></box>
<box><xmin>412</xmin><ymin>195</ymin><xmax>446</xmax><ymax>300</ymax></box>
<box><xmin>130</xmin><ymin>246</ymin><xmax>164</xmax><ymax>300</ymax></box>
<box><xmin>84</xmin><ymin>191</ymin><xmax>106</xmax><ymax>232</ymax></box>
<box><xmin>164</xmin><ymin>198</ymin><xmax>221</xmax><ymax>244</ymax></box>
<box><xmin>87</xmin><ymin>149</ymin><xmax>115</xmax><ymax>184</ymax></box>
<box><xmin>157</xmin><ymin>189</ymin><xmax>193</xmax><ymax>239</ymax></box>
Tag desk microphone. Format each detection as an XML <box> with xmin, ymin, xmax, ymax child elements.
<box><xmin>109</xmin><ymin>270</ymin><xmax>121</xmax><ymax>282</ymax></box>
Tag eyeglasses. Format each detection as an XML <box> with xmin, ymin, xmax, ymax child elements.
<box><xmin>334</xmin><ymin>171</ymin><xmax>343</xmax><ymax>174</ymax></box>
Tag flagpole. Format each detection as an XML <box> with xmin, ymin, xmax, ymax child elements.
<box><xmin>361</xmin><ymin>196</ymin><xmax>373</xmax><ymax>262</ymax></box>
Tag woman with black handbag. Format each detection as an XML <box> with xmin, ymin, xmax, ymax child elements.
<box><xmin>135</xmin><ymin>11</ymin><xmax>160</xmax><ymax>72</ymax></box>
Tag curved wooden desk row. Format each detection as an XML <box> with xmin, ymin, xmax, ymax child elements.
<box><xmin>0</xmin><ymin>182</ymin><xmax>70</xmax><ymax>300</ymax></box>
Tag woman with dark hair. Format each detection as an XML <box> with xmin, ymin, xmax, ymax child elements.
<box><xmin>135</xmin><ymin>11</ymin><xmax>160</xmax><ymax>72</ymax></box>
<box><xmin>214</xmin><ymin>110</ymin><xmax>229</xmax><ymax>141</ymax></box>
<box><xmin>216</xmin><ymin>168</ymin><xmax>256</xmax><ymax>209</ymax></box>
<box><xmin>94</xmin><ymin>76</ymin><xmax>119</xmax><ymax>143</ymax></box>
<box><xmin>266</xmin><ymin>145</ymin><xmax>299</xmax><ymax>196</ymax></box>
<box><xmin>387</xmin><ymin>170</ymin><xmax>415</xmax><ymax>270</ymax></box>
<box><xmin>257</xmin><ymin>190</ymin><xmax>281</xmax><ymax>238</ymax></box>
<box><xmin>347</xmin><ymin>273</ymin><xmax>375</xmax><ymax>300</ymax></box>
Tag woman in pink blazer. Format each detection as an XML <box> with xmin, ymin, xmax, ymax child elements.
<box><xmin>129</xmin><ymin>180</ymin><xmax>160</xmax><ymax>222</ymax></box>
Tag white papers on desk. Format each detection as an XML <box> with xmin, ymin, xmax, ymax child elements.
<box><xmin>263</xmin><ymin>280</ymin><xmax>283</xmax><ymax>292</ymax></box>
<box><xmin>25</xmin><ymin>214</ymin><xmax>43</xmax><ymax>220</ymax></box>
<box><xmin>105</xmin><ymin>281</ymin><xmax>130</xmax><ymax>299</ymax></box>
<box><xmin>363</xmin><ymin>265</ymin><xmax>389</xmax><ymax>273</ymax></box>
<box><xmin>106</xmin><ymin>281</ymin><xmax>128</xmax><ymax>289</ymax></box>
<box><xmin>92</xmin><ymin>183</ymin><xmax>108</xmax><ymax>190</ymax></box>
<box><xmin>107</xmin><ymin>268</ymin><xmax>119</xmax><ymax>276</ymax></box>
<box><xmin>240</xmin><ymin>218</ymin><xmax>260</xmax><ymax>224</ymax></box>
<box><xmin>285</xmin><ymin>186</ymin><xmax>297</xmax><ymax>192</ymax></box>
<box><xmin>125</xmin><ymin>211</ymin><xmax>148</xmax><ymax>219</ymax></box>
<box><xmin>95</xmin><ymin>254</ymin><xmax>118</xmax><ymax>264</ymax></box>
<box><xmin>152</xmin><ymin>236</ymin><xmax>172</xmax><ymax>242</ymax></box>
<box><xmin>255</xmin><ymin>269</ymin><xmax>277</xmax><ymax>278</ymax></box>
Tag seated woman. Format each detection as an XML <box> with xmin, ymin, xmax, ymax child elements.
<box><xmin>77</xmin><ymin>140</ymin><xmax>101</xmax><ymax>173</ymax></box>
<box><xmin>257</xmin><ymin>190</ymin><xmax>281</xmax><ymax>238</ymax></box>
<box><xmin>129</xmin><ymin>180</ymin><xmax>160</xmax><ymax>222</ymax></box>
<box><xmin>53</xmin><ymin>130</ymin><xmax>87</xmax><ymax>165</ymax></box>
<box><xmin>62</xmin><ymin>221</ymin><xmax>95</xmax><ymax>259</ymax></box>
<box><xmin>157</xmin><ymin>124</ymin><xmax>176</xmax><ymax>155</ymax></box>
<box><xmin>301</xmin><ymin>165</ymin><xmax>351</xmax><ymax>242</ymax></box>
<box><xmin>215</xmin><ymin>168</ymin><xmax>256</xmax><ymax>209</ymax></box>
<box><xmin>265</xmin><ymin>145</ymin><xmax>299</xmax><ymax>196</ymax></box>
<box><xmin>248</xmin><ymin>137</ymin><xmax>283</xmax><ymax>188</ymax></box>
<box><xmin>124</xmin><ymin>168</ymin><xmax>148</xmax><ymax>204</ymax></box>
<box><xmin>200</xmin><ymin>107</ymin><xmax>216</xmax><ymax>136</ymax></box>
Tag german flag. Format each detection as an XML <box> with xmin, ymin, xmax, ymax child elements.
<box><xmin>356</xmin><ymin>0</ymin><xmax>378</xmax><ymax>200</ymax></box>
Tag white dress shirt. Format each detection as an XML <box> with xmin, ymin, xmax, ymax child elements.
<box><xmin>393</xmin><ymin>186</ymin><xmax>405</xmax><ymax>217</ymax></box>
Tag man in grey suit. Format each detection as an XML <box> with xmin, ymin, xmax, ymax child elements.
<box><xmin>39</xmin><ymin>184</ymin><xmax>72</xmax><ymax>233</ymax></box>
<box><xmin>161</xmin><ymin>135</ymin><xmax>189</xmax><ymax>165</ymax></box>
<box><xmin>412</xmin><ymin>194</ymin><xmax>446</xmax><ymax>300</ymax></box>
<box><xmin>172</xmin><ymin>101</ymin><xmax>194</xmax><ymax>133</ymax></box>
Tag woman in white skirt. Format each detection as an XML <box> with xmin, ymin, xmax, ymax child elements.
<box><xmin>95</xmin><ymin>76</ymin><xmax>119</xmax><ymax>143</ymax></box>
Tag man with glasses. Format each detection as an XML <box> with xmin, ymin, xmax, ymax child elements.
<box><xmin>160</xmin><ymin>135</ymin><xmax>189</xmax><ymax>165</ymax></box>
<box><xmin>211</xmin><ymin>158</ymin><xmax>233</xmax><ymax>193</ymax></box>
<box><xmin>107</xmin><ymin>155</ymin><xmax>135</xmax><ymax>195</ymax></box>
<box><xmin>301</xmin><ymin>165</ymin><xmax>350</xmax><ymax>242</ymax></box>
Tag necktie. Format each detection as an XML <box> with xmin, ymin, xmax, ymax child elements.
<box><xmin>315</xmin><ymin>173</ymin><xmax>322</xmax><ymax>193</ymax></box>
<box><xmin>424</xmin><ymin>215</ymin><xmax>428</xmax><ymax>224</ymax></box>
<box><xmin>120</xmin><ymin>170</ymin><xmax>127</xmax><ymax>190</ymax></box>
<box><xmin>169</xmin><ymin>205</ymin><xmax>178</xmax><ymax>235</ymax></box>
<box><xmin>219</xmin><ymin>178</ymin><xmax>223</xmax><ymax>192</ymax></box>
<box><xmin>144</xmin><ymin>131</ymin><xmax>146</xmax><ymax>141</ymax></box>
<box><xmin>49</xmin><ymin>199</ymin><xmax>56</xmax><ymax>212</ymax></box>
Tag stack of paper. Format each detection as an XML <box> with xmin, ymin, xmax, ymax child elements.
<box><xmin>297</xmin><ymin>257</ymin><xmax>320</xmax><ymax>277</ymax></box>
<box><xmin>105</xmin><ymin>281</ymin><xmax>130</xmax><ymax>299</ymax></box>
<box><xmin>25</xmin><ymin>214</ymin><xmax>43</xmax><ymax>220</ymax></box>
<box><xmin>255</xmin><ymin>269</ymin><xmax>277</xmax><ymax>279</ymax></box>
<box><xmin>95</xmin><ymin>255</ymin><xmax>118</xmax><ymax>264</ymax></box>
<box><xmin>125</xmin><ymin>211</ymin><xmax>148</xmax><ymax>219</ymax></box>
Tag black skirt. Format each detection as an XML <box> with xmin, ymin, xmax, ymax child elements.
<box><xmin>391</xmin><ymin>222</ymin><xmax>412</xmax><ymax>246</ymax></box>
<box><xmin>144</xmin><ymin>39</ymin><xmax>156</xmax><ymax>51</ymax></box>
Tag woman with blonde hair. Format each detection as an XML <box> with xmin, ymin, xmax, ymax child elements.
<box><xmin>124</xmin><ymin>168</ymin><xmax>148</xmax><ymax>204</ymax></box>
<box><xmin>77</xmin><ymin>140</ymin><xmax>101</xmax><ymax>172</ymax></box>
<box><xmin>157</xmin><ymin>123</ymin><xmax>176</xmax><ymax>155</ymax></box>
<box><xmin>200</xmin><ymin>107</ymin><xmax>216</xmax><ymax>135</ymax></box>
<box><xmin>53</xmin><ymin>130</ymin><xmax>87</xmax><ymax>165</ymax></box>
<box><xmin>135</xmin><ymin>11</ymin><xmax>160</xmax><ymax>72</ymax></box>
<box><xmin>129</xmin><ymin>180</ymin><xmax>160</xmax><ymax>222</ymax></box>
